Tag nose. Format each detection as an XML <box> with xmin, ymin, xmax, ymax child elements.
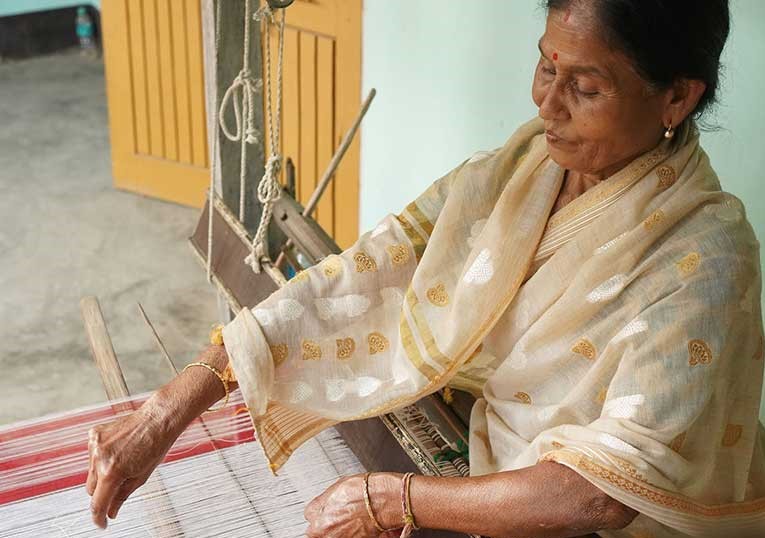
<box><xmin>538</xmin><ymin>80</ymin><xmax>569</xmax><ymax>122</ymax></box>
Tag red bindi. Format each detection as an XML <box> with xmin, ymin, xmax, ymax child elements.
<box><xmin>563</xmin><ymin>9</ymin><xmax>571</xmax><ymax>22</ymax></box>
<box><xmin>552</xmin><ymin>52</ymin><xmax>559</xmax><ymax>61</ymax></box>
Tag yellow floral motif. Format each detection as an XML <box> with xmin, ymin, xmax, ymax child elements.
<box><xmin>571</xmin><ymin>338</ymin><xmax>597</xmax><ymax>360</ymax></box>
<box><xmin>353</xmin><ymin>252</ymin><xmax>378</xmax><ymax>273</ymax></box>
<box><xmin>688</xmin><ymin>339</ymin><xmax>713</xmax><ymax>366</ymax></box>
<box><xmin>676</xmin><ymin>252</ymin><xmax>701</xmax><ymax>276</ymax></box>
<box><xmin>368</xmin><ymin>332</ymin><xmax>389</xmax><ymax>354</ymax></box>
<box><xmin>386</xmin><ymin>244</ymin><xmax>410</xmax><ymax>266</ymax></box>
<box><xmin>656</xmin><ymin>165</ymin><xmax>677</xmax><ymax>190</ymax></box>
<box><xmin>301</xmin><ymin>340</ymin><xmax>322</xmax><ymax>360</ymax></box>
<box><xmin>722</xmin><ymin>424</ymin><xmax>743</xmax><ymax>447</ymax></box>
<box><xmin>514</xmin><ymin>391</ymin><xmax>532</xmax><ymax>404</ymax></box>
<box><xmin>269</xmin><ymin>343</ymin><xmax>289</xmax><ymax>366</ymax></box>
<box><xmin>335</xmin><ymin>337</ymin><xmax>356</xmax><ymax>360</ymax></box>
<box><xmin>426</xmin><ymin>283</ymin><xmax>450</xmax><ymax>307</ymax></box>
<box><xmin>551</xmin><ymin>441</ymin><xmax>565</xmax><ymax>449</ymax></box>
<box><xmin>643</xmin><ymin>210</ymin><xmax>665</xmax><ymax>231</ymax></box>
<box><xmin>596</xmin><ymin>386</ymin><xmax>608</xmax><ymax>405</ymax></box>
<box><xmin>322</xmin><ymin>256</ymin><xmax>343</xmax><ymax>278</ymax></box>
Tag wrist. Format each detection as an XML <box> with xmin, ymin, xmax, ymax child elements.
<box><xmin>137</xmin><ymin>393</ymin><xmax>185</xmax><ymax>439</ymax></box>
<box><xmin>369</xmin><ymin>472</ymin><xmax>404</xmax><ymax>531</ymax></box>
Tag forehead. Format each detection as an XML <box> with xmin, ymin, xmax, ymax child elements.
<box><xmin>540</xmin><ymin>6</ymin><xmax>646</xmax><ymax>84</ymax></box>
<box><xmin>541</xmin><ymin>7</ymin><xmax>613</xmax><ymax>64</ymax></box>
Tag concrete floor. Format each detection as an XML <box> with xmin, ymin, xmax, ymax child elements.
<box><xmin>0</xmin><ymin>51</ymin><xmax>219</xmax><ymax>425</ymax></box>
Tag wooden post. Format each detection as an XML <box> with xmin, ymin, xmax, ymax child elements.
<box><xmin>201</xmin><ymin>0</ymin><xmax>286</xmax><ymax>262</ymax></box>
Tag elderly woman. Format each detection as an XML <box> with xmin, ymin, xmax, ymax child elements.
<box><xmin>86</xmin><ymin>0</ymin><xmax>765</xmax><ymax>536</ymax></box>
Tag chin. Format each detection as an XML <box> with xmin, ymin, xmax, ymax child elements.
<box><xmin>545</xmin><ymin>143</ymin><xmax>577</xmax><ymax>170</ymax></box>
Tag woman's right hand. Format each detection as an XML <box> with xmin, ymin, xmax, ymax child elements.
<box><xmin>86</xmin><ymin>402</ymin><xmax>179</xmax><ymax>528</ymax></box>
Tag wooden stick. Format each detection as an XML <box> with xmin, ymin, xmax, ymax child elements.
<box><xmin>303</xmin><ymin>88</ymin><xmax>376</xmax><ymax>219</ymax></box>
<box><xmin>137</xmin><ymin>302</ymin><xmax>178</xmax><ymax>375</ymax></box>
<box><xmin>275</xmin><ymin>88</ymin><xmax>376</xmax><ymax>269</ymax></box>
<box><xmin>80</xmin><ymin>296</ymin><xmax>130</xmax><ymax>401</ymax></box>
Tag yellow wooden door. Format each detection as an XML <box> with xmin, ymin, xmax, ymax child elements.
<box><xmin>103</xmin><ymin>0</ymin><xmax>362</xmax><ymax>243</ymax></box>
<box><xmin>102</xmin><ymin>0</ymin><xmax>210</xmax><ymax>207</ymax></box>
<box><xmin>266</xmin><ymin>0</ymin><xmax>362</xmax><ymax>249</ymax></box>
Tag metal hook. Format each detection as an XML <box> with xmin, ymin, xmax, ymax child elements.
<box><xmin>267</xmin><ymin>0</ymin><xmax>294</xmax><ymax>8</ymax></box>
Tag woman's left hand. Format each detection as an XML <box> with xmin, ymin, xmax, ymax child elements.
<box><xmin>304</xmin><ymin>472</ymin><xmax>402</xmax><ymax>538</ymax></box>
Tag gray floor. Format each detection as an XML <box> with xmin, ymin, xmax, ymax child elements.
<box><xmin>0</xmin><ymin>51</ymin><xmax>219</xmax><ymax>425</ymax></box>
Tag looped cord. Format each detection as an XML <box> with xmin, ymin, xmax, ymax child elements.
<box><xmin>218</xmin><ymin>68</ymin><xmax>262</xmax><ymax>145</ymax></box>
<box><xmin>245</xmin><ymin>4</ymin><xmax>285</xmax><ymax>273</ymax></box>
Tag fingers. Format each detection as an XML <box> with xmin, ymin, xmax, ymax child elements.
<box><xmin>85</xmin><ymin>451</ymin><xmax>98</xmax><ymax>496</ymax></box>
<box><xmin>86</xmin><ymin>427</ymin><xmax>100</xmax><ymax>496</ymax></box>
<box><xmin>107</xmin><ymin>475</ymin><xmax>145</xmax><ymax>520</ymax></box>
<box><xmin>90</xmin><ymin>470</ymin><xmax>124</xmax><ymax>529</ymax></box>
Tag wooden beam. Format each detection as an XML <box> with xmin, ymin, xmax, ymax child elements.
<box><xmin>80</xmin><ymin>296</ymin><xmax>129</xmax><ymax>401</ymax></box>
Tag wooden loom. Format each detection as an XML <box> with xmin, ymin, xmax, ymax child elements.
<box><xmin>0</xmin><ymin>290</ymin><xmax>473</xmax><ymax>538</ymax></box>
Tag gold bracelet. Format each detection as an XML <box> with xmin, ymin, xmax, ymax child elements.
<box><xmin>401</xmin><ymin>472</ymin><xmax>420</xmax><ymax>531</ymax></box>
<box><xmin>362</xmin><ymin>472</ymin><xmax>396</xmax><ymax>533</ymax></box>
<box><xmin>182</xmin><ymin>361</ymin><xmax>230</xmax><ymax>411</ymax></box>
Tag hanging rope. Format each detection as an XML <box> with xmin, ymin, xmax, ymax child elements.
<box><xmin>209</xmin><ymin>0</ymin><xmax>285</xmax><ymax>277</ymax></box>
<box><xmin>217</xmin><ymin>0</ymin><xmax>263</xmax><ymax>225</ymax></box>
<box><xmin>244</xmin><ymin>4</ymin><xmax>285</xmax><ymax>274</ymax></box>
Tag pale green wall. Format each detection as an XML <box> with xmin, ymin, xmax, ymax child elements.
<box><xmin>0</xmin><ymin>1</ymin><xmax>99</xmax><ymax>18</ymax></box>
<box><xmin>359</xmin><ymin>0</ymin><xmax>765</xmax><ymax>420</ymax></box>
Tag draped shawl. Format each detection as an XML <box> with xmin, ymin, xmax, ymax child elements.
<box><xmin>222</xmin><ymin>117</ymin><xmax>765</xmax><ymax>536</ymax></box>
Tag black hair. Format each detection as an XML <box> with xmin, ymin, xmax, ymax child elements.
<box><xmin>544</xmin><ymin>0</ymin><xmax>730</xmax><ymax>119</ymax></box>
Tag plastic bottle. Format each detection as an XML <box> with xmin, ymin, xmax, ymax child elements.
<box><xmin>75</xmin><ymin>6</ymin><xmax>96</xmax><ymax>54</ymax></box>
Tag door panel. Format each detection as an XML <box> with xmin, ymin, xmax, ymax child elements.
<box><xmin>103</xmin><ymin>0</ymin><xmax>210</xmax><ymax>207</ymax></box>
<box><xmin>266</xmin><ymin>0</ymin><xmax>362</xmax><ymax>248</ymax></box>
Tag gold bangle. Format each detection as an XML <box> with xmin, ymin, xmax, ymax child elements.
<box><xmin>182</xmin><ymin>361</ymin><xmax>230</xmax><ymax>411</ymax></box>
<box><xmin>362</xmin><ymin>472</ymin><xmax>396</xmax><ymax>533</ymax></box>
<box><xmin>402</xmin><ymin>472</ymin><xmax>420</xmax><ymax>531</ymax></box>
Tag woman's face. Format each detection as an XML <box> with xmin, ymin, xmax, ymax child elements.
<box><xmin>531</xmin><ymin>5</ymin><xmax>668</xmax><ymax>178</ymax></box>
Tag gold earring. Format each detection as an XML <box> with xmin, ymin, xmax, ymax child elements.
<box><xmin>664</xmin><ymin>122</ymin><xmax>675</xmax><ymax>139</ymax></box>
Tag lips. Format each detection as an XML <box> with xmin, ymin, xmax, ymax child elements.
<box><xmin>545</xmin><ymin>129</ymin><xmax>570</xmax><ymax>145</ymax></box>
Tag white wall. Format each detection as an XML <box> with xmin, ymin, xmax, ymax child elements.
<box><xmin>360</xmin><ymin>0</ymin><xmax>765</xmax><ymax>419</ymax></box>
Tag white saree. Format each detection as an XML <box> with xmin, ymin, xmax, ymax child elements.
<box><xmin>222</xmin><ymin>117</ymin><xmax>765</xmax><ymax>537</ymax></box>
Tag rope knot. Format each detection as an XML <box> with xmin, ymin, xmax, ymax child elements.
<box><xmin>253</xmin><ymin>5</ymin><xmax>274</xmax><ymax>22</ymax></box>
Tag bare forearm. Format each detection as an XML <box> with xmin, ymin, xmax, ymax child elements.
<box><xmin>372</xmin><ymin>461</ymin><xmax>637</xmax><ymax>538</ymax></box>
<box><xmin>142</xmin><ymin>344</ymin><xmax>237</xmax><ymax>436</ymax></box>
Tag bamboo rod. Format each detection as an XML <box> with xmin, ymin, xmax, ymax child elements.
<box><xmin>275</xmin><ymin>88</ymin><xmax>376</xmax><ymax>269</ymax></box>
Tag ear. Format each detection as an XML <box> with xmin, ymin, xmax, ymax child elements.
<box><xmin>662</xmin><ymin>78</ymin><xmax>707</xmax><ymax>128</ymax></box>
